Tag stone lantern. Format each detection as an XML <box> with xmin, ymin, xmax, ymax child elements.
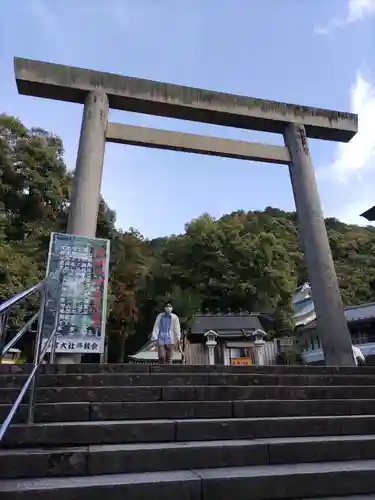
<box><xmin>252</xmin><ymin>329</ymin><xmax>266</xmax><ymax>366</ymax></box>
<box><xmin>204</xmin><ymin>330</ymin><xmax>218</xmax><ymax>365</ymax></box>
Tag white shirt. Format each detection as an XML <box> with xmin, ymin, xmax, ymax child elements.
<box><xmin>151</xmin><ymin>312</ymin><xmax>181</xmax><ymax>344</ymax></box>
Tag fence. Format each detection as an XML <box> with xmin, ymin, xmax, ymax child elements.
<box><xmin>263</xmin><ymin>340</ymin><xmax>279</xmax><ymax>365</ymax></box>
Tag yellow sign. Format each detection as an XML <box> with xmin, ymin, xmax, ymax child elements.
<box><xmin>231</xmin><ymin>357</ymin><xmax>252</xmax><ymax>365</ymax></box>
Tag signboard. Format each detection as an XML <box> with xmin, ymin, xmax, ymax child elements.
<box><xmin>231</xmin><ymin>357</ymin><xmax>252</xmax><ymax>366</ymax></box>
<box><xmin>43</xmin><ymin>232</ymin><xmax>110</xmax><ymax>354</ymax></box>
<box><xmin>279</xmin><ymin>337</ymin><xmax>294</xmax><ymax>347</ymax></box>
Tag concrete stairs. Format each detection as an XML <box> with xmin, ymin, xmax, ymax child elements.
<box><xmin>2</xmin><ymin>364</ymin><xmax>375</xmax><ymax>499</ymax></box>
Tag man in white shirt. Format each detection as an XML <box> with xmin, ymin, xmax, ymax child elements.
<box><xmin>151</xmin><ymin>302</ymin><xmax>181</xmax><ymax>364</ymax></box>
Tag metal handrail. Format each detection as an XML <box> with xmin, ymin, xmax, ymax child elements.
<box><xmin>2</xmin><ymin>313</ymin><xmax>39</xmax><ymax>359</ymax></box>
<box><xmin>0</xmin><ymin>281</ymin><xmax>46</xmax><ymax>315</ymax></box>
<box><xmin>0</xmin><ymin>272</ymin><xmax>63</xmax><ymax>443</ymax></box>
<box><xmin>0</xmin><ymin>276</ymin><xmax>53</xmax><ymax>357</ymax></box>
<box><xmin>0</xmin><ymin>309</ymin><xmax>61</xmax><ymax>442</ymax></box>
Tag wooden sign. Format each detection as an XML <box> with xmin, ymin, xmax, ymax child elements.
<box><xmin>231</xmin><ymin>357</ymin><xmax>252</xmax><ymax>366</ymax></box>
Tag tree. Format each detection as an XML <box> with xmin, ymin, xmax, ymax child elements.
<box><xmin>0</xmin><ymin>115</ymin><xmax>71</xmax><ymax>262</ymax></box>
<box><xmin>0</xmin><ymin>114</ymin><xmax>118</xmax><ymax>354</ymax></box>
<box><xmin>0</xmin><ymin>243</ymin><xmax>41</xmax><ymax>330</ymax></box>
<box><xmin>163</xmin><ymin>212</ymin><xmax>297</xmax><ymax>329</ymax></box>
<box><xmin>106</xmin><ymin>229</ymin><xmax>149</xmax><ymax>362</ymax></box>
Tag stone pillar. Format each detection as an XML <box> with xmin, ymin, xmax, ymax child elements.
<box><xmin>253</xmin><ymin>340</ymin><xmax>266</xmax><ymax>366</ymax></box>
<box><xmin>207</xmin><ymin>344</ymin><xmax>216</xmax><ymax>365</ymax></box>
<box><xmin>67</xmin><ymin>90</ymin><xmax>109</xmax><ymax>236</ymax></box>
<box><xmin>59</xmin><ymin>91</ymin><xmax>109</xmax><ymax>365</ymax></box>
<box><xmin>283</xmin><ymin>123</ymin><xmax>354</xmax><ymax>366</ymax></box>
<box><xmin>223</xmin><ymin>347</ymin><xmax>230</xmax><ymax>366</ymax></box>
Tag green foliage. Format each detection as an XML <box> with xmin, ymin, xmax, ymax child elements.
<box><xmin>1</xmin><ymin>114</ymin><xmax>375</xmax><ymax>360</ymax></box>
<box><xmin>0</xmin><ymin>242</ymin><xmax>41</xmax><ymax>329</ymax></box>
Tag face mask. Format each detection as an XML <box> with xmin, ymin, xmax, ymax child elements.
<box><xmin>165</xmin><ymin>306</ymin><xmax>173</xmax><ymax>314</ymax></box>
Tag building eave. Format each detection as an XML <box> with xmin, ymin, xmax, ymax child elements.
<box><xmin>360</xmin><ymin>205</ymin><xmax>375</xmax><ymax>222</ymax></box>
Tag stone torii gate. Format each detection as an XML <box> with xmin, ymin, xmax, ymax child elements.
<box><xmin>14</xmin><ymin>57</ymin><xmax>358</xmax><ymax>366</ymax></box>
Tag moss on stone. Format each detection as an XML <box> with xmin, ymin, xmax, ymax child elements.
<box><xmin>15</xmin><ymin>57</ymin><xmax>358</xmax><ymax>134</ymax></box>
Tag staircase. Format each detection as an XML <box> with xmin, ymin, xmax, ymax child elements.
<box><xmin>2</xmin><ymin>364</ymin><xmax>375</xmax><ymax>499</ymax></box>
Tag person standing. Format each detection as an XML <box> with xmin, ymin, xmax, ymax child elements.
<box><xmin>151</xmin><ymin>302</ymin><xmax>181</xmax><ymax>364</ymax></box>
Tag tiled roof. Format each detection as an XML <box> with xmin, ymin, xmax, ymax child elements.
<box><xmin>360</xmin><ymin>205</ymin><xmax>375</xmax><ymax>222</ymax></box>
<box><xmin>129</xmin><ymin>340</ymin><xmax>182</xmax><ymax>361</ymax></box>
<box><xmin>292</xmin><ymin>281</ymin><xmax>375</xmax><ymax>325</ymax></box>
<box><xmin>296</xmin><ymin>302</ymin><xmax>375</xmax><ymax>333</ymax></box>
<box><xmin>345</xmin><ymin>302</ymin><xmax>375</xmax><ymax>322</ymax></box>
<box><xmin>190</xmin><ymin>313</ymin><xmax>263</xmax><ymax>335</ymax></box>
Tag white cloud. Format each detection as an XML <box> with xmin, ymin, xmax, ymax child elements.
<box><xmin>347</xmin><ymin>0</ymin><xmax>375</xmax><ymax>21</ymax></box>
<box><xmin>315</xmin><ymin>0</ymin><xmax>375</xmax><ymax>35</ymax></box>
<box><xmin>322</xmin><ymin>72</ymin><xmax>375</xmax><ymax>183</ymax></box>
<box><xmin>321</xmin><ymin>72</ymin><xmax>375</xmax><ymax>225</ymax></box>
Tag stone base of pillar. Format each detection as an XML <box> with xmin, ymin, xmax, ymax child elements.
<box><xmin>207</xmin><ymin>346</ymin><xmax>215</xmax><ymax>365</ymax></box>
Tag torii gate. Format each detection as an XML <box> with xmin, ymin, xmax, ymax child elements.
<box><xmin>14</xmin><ymin>57</ymin><xmax>358</xmax><ymax>366</ymax></box>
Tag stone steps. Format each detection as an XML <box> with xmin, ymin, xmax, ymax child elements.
<box><xmin>3</xmin><ymin>372</ymin><xmax>375</xmax><ymax>388</ymax></box>
<box><xmin>2</xmin><ymin>364</ymin><xmax>375</xmax><ymax>498</ymax></box>
<box><xmin>4</xmin><ymin>363</ymin><xmax>375</xmax><ymax>375</ymax></box>
<box><xmin>1</xmin><ymin>385</ymin><xmax>375</xmax><ymax>404</ymax></box>
<box><xmin>2</xmin><ymin>434</ymin><xmax>375</xmax><ymax>479</ymax></box>
<box><xmin>4</xmin><ymin>460</ymin><xmax>375</xmax><ymax>499</ymax></box>
<box><xmin>3</xmin><ymin>414</ymin><xmax>375</xmax><ymax>448</ymax></box>
<box><xmin>4</xmin><ymin>398</ymin><xmax>375</xmax><ymax>424</ymax></box>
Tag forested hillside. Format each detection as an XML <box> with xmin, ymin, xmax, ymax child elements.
<box><xmin>1</xmin><ymin>114</ymin><xmax>375</xmax><ymax>360</ymax></box>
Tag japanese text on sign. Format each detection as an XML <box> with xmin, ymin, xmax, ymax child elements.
<box><xmin>43</xmin><ymin>233</ymin><xmax>110</xmax><ymax>354</ymax></box>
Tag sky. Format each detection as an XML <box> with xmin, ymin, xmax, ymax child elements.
<box><xmin>0</xmin><ymin>0</ymin><xmax>374</xmax><ymax>238</ymax></box>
